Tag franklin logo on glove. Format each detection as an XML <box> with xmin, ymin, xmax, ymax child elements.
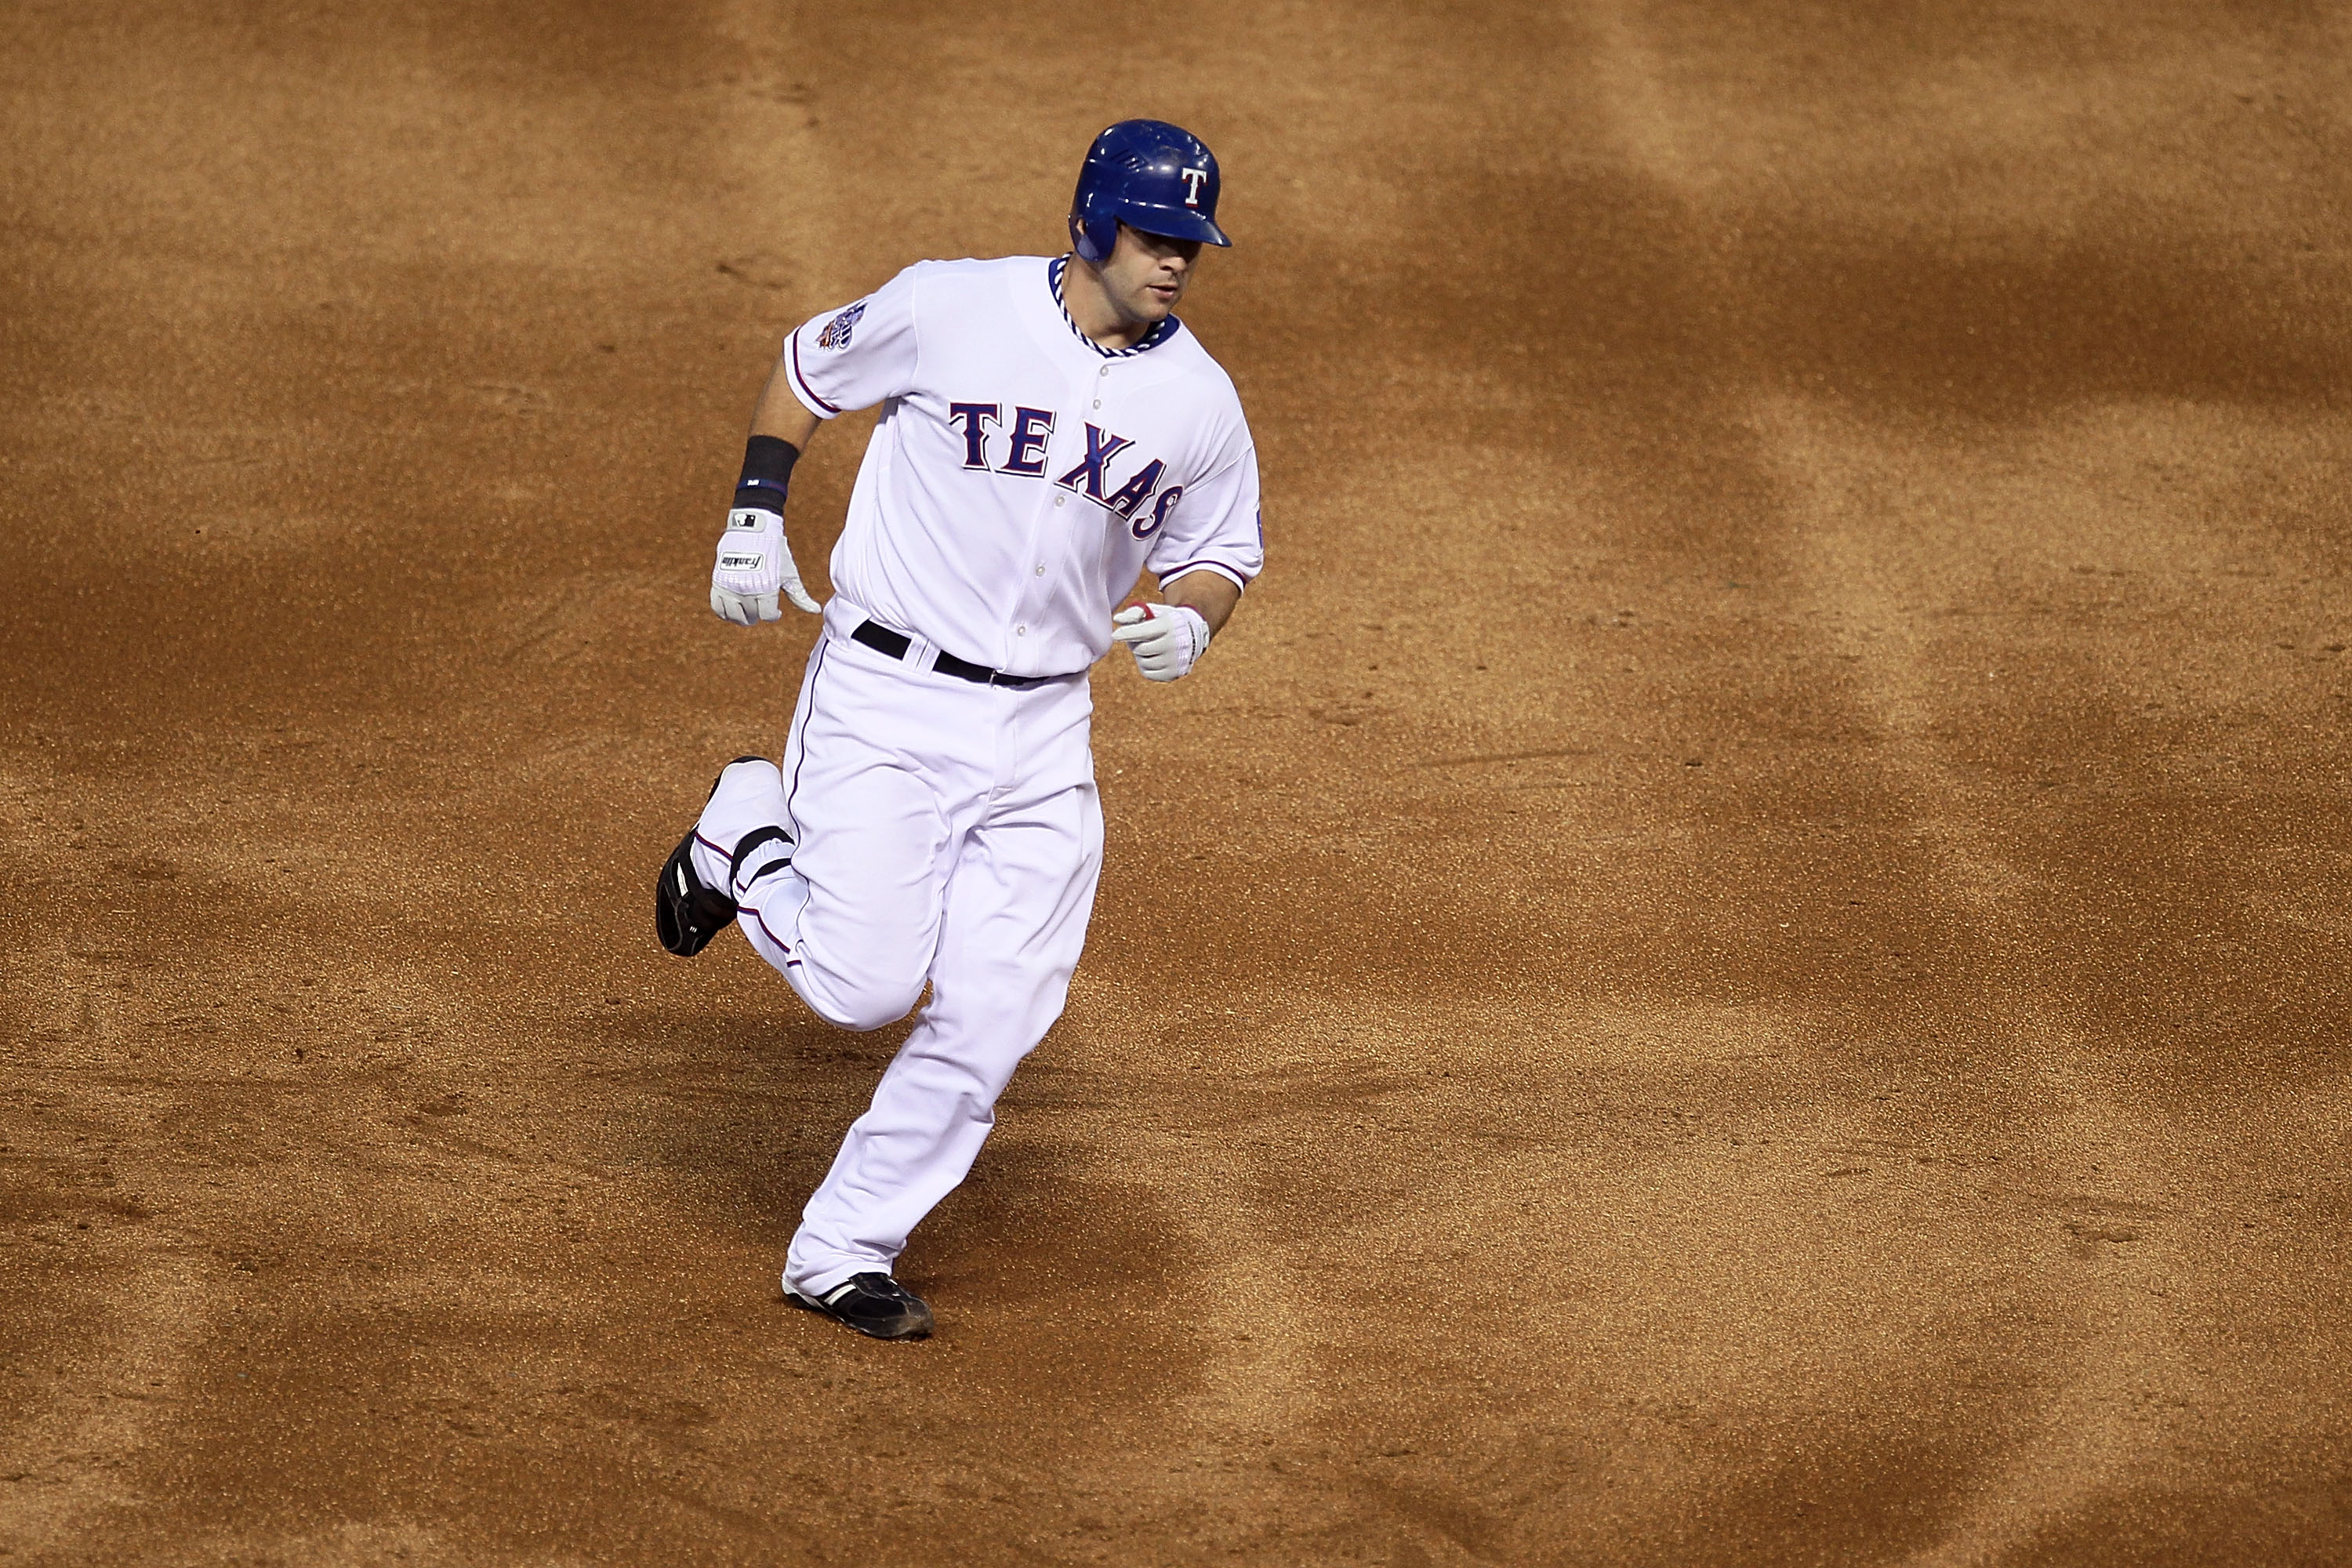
<box><xmin>709</xmin><ymin>501</ymin><xmax>819</xmax><ymax>626</ymax></box>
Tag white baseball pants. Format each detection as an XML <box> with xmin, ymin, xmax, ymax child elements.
<box><xmin>691</xmin><ymin>608</ymin><xmax>1104</xmax><ymax>1298</ymax></box>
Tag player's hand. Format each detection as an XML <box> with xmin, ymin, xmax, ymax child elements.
<box><xmin>1110</xmin><ymin>602</ymin><xmax>1210</xmax><ymax>681</ymax></box>
<box><xmin>711</xmin><ymin>506</ymin><xmax>821</xmax><ymax>626</ymax></box>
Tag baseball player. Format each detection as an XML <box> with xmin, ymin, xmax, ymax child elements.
<box><xmin>654</xmin><ymin>121</ymin><xmax>1263</xmax><ymax>1340</ymax></box>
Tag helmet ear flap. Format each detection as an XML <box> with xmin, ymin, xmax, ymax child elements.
<box><xmin>1069</xmin><ymin>201</ymin><xmax>1114</xmax><ymax>263</ymax></box>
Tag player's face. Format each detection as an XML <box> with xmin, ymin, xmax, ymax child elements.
<box><xmin>1102</xmin><ymin>223</ymin><xmax>1203</xmax><ymax>325</ymax></box>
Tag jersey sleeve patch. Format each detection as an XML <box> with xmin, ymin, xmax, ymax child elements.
<box><xmin>786</xmin><ymin>266</ymin><xmax>919</xmax><ymax>416</ymax></box>
<box><xmin>815</xmin><ymin>301</ymin><xmax>867</xmax><ymax>350</ymax></box>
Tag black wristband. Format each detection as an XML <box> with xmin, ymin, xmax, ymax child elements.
<box><xmin>733</xmin><ymin>434</ymin><xmax>800</xmax><ymax>513</ymax></box>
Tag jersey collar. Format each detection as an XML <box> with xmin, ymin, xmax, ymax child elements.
<box><xmin>1047</xmin><ymin>255</ymin><xmax>1183</xmax><ymax>358</ymax></box>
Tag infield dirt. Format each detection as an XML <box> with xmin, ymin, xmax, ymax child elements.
<box><xmin>5</xmin><ymin>2</ymin><xmax>2350</xmax><ymax>1563</ymax></box>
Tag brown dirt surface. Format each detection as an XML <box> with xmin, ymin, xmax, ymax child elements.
<box><xmin>5</xmin><ymin>1</ymin><xmax>2350</xmax><ymax>1563</ymax></box>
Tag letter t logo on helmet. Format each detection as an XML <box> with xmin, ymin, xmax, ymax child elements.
<box><xmin>1069</xmin><ymin>120</ymin><xmax>1232</xmax><ymax>264</ymax></box>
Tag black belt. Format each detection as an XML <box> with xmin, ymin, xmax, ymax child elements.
<box><xmin>851</xmin><ymin>619</ymin><xmax>1059</xmax><ymax>690</ymax></box>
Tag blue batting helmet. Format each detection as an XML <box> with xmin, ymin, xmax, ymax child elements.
<box><xmin>1068</xmin><ymin>119</ymin><xmax>1230</xmax><ymax>263</ymax></box>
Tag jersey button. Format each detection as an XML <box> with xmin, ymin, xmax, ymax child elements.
<box><xmin>1054</xmin><ymin>495</ymin><xmax>1066</xmax><ymax>507</ymax></box>
<box><xmin>1098</xmin><ymin>366</ymin><xmax>1111</xmax><ymax>378</ymax></box>
<box><xmin>1015</xmin><ymin>625</ymin><xmax>1027</xmax><ymax>636</ymax></box>
<box><xmin>1034</xmin><ymin>564</ymin><xmax>1046</xmax><ymax>576</ymax></box>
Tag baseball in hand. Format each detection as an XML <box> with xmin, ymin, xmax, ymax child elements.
<box><xmin>1110</xmin><ymin>602</ymin><xmax>1210</xmax><ymax>681</ymax></box>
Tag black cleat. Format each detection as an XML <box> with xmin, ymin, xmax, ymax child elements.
<box><xmin>655</xmin><ymin>832</ymin><xmax>735</xmax><ymax>956</ymax></box>
<box><xmin>653</xmin><ymin>757</ymin><xmax>768</xmax><ymax>958</ymax></box>
<box><xmin>788</xmin><ymin>1273</ymin><xmax>935</xmax><ymax>1341</ymax></box>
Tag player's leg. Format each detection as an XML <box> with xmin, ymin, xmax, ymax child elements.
<box><xmin>695</xmin><ymin>637</ymin><xmax>965</xmax><ymax>1030</ymax></box>
<box><xmin>784</xmin><ymin>676</ymin><xmax>1104</xmax><ymax>1299</ymax></box>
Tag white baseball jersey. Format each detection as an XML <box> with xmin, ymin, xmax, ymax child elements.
<box><xmin>782</xmin><ymin>254</ymin><xmax>1264</xmax><ymax>678</ymax></box>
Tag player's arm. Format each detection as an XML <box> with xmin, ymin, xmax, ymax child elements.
<box><xmin>1163</xmin><ymin>569</ymin><xmax>1240</xmax><ymax>635</ymax></box>
<box><xmin>750</xmin><ymin>364</ymin><xmax>822</xmax><ymax>451</ymax></box>
<box><xmin>708</xmin><ymin>364</ymin><xmax>826</xmax><ymax>626</ymax></box>
<box><xmin>1113</xmin><ymin>429</ymin><xmax>1261</xmax><ymax>680</ymax></box>
<box><xmin>712</xmin><ymin>266</ymin><xmax>924</xmax><ymax>626</ymax></box>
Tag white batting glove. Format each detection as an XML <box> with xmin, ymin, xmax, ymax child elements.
<box><xmin>1110</xmin><ymin>603</ymin><xmax>1210</xmax><ymax>682</ymax></box>
<box><xmin>710</xmin><ymin>507</ymin><xmax>820</xmax><ymax>626</ymax></box>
